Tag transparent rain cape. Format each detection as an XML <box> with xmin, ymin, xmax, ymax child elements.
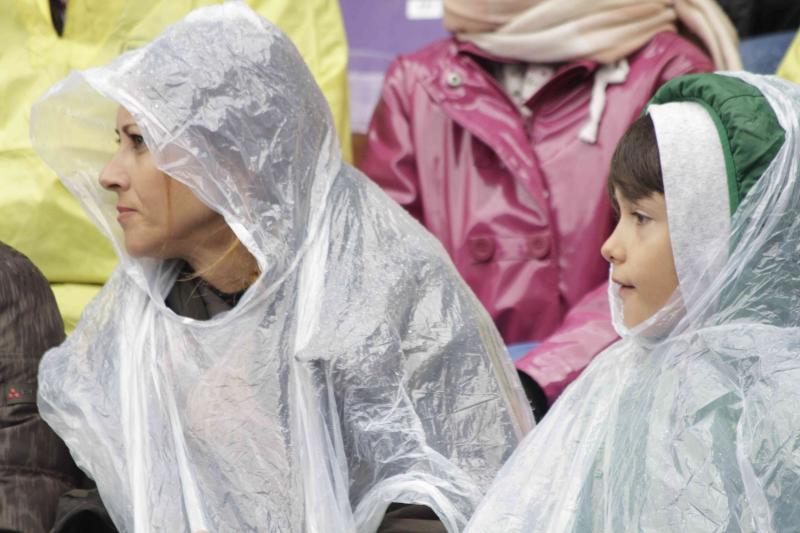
<box><xmin>465</xmin><ymin>72</ymin><xmax>800</xmax><ymax>533</ymax></box>
<box><xmin>29</xmin><ymin>4</ymin><xmax>533</xmax><ymax>532</ymax></box>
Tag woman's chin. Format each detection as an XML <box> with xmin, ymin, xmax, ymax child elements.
<box><xmin>123</xmin><ymin>236</ymin><xmax>164</xmax><ymax>259</ymax></box>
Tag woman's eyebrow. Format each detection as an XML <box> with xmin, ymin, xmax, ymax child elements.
<box><xmin>120</xmin><ymin>124</ymin><xmax>139</xmax><ymax>135</ymax></box>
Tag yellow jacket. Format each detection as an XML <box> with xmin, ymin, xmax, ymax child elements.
<box><xmin>1</xmin><ymin>0</ymin><xmax>350</xmax><ymax>331</ymax></box>
<box><xmin>777</xmin><ymin>32</ymin><xmax>800</xmax><ymax>83</ymax></box>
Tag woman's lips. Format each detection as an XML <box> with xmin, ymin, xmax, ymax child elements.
<box><xmin>116</xmin><ymin>206</ymin><xmax>136</xmax><ymax>221</ymax></box>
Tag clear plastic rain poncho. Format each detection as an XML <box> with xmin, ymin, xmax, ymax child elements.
<box><xmin>465</xmin><ymin>72</ymin><xmax>800</xmax><ymax>533</ymax></box>
<box><xmin>29</xmin><ymin>4</ymin><xmax>533</xmax><ymax>532</ymax></box>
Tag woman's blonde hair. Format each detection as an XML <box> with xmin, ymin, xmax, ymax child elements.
<box><xmin>163</xmin><ymin>176</ymin><xmax>260</xmax><ymax>289</ymax></box>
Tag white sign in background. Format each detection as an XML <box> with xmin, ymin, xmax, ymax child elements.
<box><xmin>405</xmin><ymin>0</ymin><xmax>443</xmax><ymax>20</ymax></box>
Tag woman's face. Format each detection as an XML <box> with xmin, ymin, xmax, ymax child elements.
<box><xmin>99</xmin><ymin>107</ymin><xmax>225</xmax><ymax>258</ymax></box>
<box><xmin>601</xmin><ymin>190</ymin><xmax>679</xmax><ymax>328</ymax></box>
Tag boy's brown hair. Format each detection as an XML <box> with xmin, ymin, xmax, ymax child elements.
<box><xmin>608</xmin><ymin>114</ymin><xmax>664</xmax><ymax>211</ymax></box>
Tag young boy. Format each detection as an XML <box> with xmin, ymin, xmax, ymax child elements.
<box><xmin>464</xmin><ymin>72</ymin><xmax>800</xmax><ymax>532</ymax></box>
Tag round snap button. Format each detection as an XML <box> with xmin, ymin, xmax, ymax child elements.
<box><xmin>445</xmin><ymin>71</ymin><xmax>463</xmax><ymax>88</ymax></box>
<box><xmin>529</xmin><ymin>234</ymin><xmax>550</xmax><ymax>259</ymax></box>
<box><xmin>469</xmin><ymin>236</ymin><xmax>495</xmax><ymax>263</ymax></box>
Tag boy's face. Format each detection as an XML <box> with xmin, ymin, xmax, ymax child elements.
<box><xmin>602</xmin><ymin>190</ymin><xmax>679</xmax><ymax>328</ymax></box>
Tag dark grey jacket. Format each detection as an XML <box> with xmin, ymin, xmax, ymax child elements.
<box><xmin>0</xmin><ymin>242</ymin><xmax>88</xmax><ymax>532</ymax></box>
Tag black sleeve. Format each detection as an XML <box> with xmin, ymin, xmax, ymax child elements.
<box><xmin>518</xmin><ymin>370</ymin><xmax>549</xmax><ymax>422</ymax></box>
<box><xmin>377</xmin><ymin>503</ymin><xmax>447</xmax><ymax>533</ymax></box>
<box><xmin>50</xmin><ymin>488</ymin><xmax>118</xmax><ymax>533</ymax></box>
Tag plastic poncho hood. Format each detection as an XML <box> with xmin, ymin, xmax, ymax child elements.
<box><xmin>33</xmin><ymin>3</ymin><xmax>333</xmax><ymax>292</ymax></box>
<box><xmin>30</xmin><ymin>4</ymin><xmax>533</xmax><ymax>532</ymax></box>
<box><xmin>465</xmin><ymin>72</ymin><xmax>800</xmax><ymax>533</ymax></box>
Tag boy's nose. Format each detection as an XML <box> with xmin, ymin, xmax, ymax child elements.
<box><xmin>601</xmin><ymin>228</ymin><xmax>624</xmax><ymax>264</ymax></box>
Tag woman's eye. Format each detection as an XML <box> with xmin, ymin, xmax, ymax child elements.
<box><xmin>131</xmin><ymin>134</ymin><xmax>145</xmax><ymax>149</ymax></box>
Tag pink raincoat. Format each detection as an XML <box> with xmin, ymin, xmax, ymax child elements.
<box><xmin>359</xmin><ymin>32</ymin><xmax>713</xmax><ymax>404</ymax></box>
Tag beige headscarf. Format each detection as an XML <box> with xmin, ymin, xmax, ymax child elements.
<box><xmin>443</xmin><ymin>0</ymin><xmax>741</xmax><ymax>70</ymax></box>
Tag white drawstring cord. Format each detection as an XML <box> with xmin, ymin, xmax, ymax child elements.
<box><xmin>579</xmin><ymin>59</ymin><xmax>630</xmax><ymax>144</ymax></box>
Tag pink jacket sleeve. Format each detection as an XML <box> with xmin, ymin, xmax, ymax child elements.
<box><xmin>358</xmin><ymin>60</ymin><xmax>424</xmax><ymax>223</ymax></box>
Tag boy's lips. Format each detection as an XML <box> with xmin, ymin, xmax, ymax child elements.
<box><xmin>612</xmin><ymin>277</ymin><xmax>634</xmax><ymax>287</ymax></box>
<box><xmin>613</xmin><ymin>278</ymin><xmax>635</xmax><ymax>297</ymax></box>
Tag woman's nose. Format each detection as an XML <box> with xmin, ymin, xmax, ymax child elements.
<box><xmin>99</xmin><ymin>152</ymin><xmax>129</xmax><ymax>191</ymax></box>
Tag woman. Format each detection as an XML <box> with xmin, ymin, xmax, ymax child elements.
<box><xmin>464</xmin><ymin>71</ymin><xmax>800</xmax><ymax>531</ymax></box>
<box><xmin>30</xmin><ymin>4</ymin><xmax>532</xmax><ymax>532</ymax></box>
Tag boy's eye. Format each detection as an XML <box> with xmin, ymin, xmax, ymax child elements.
<box><xmin>633</xmin><ymin>211</ymin><xmax>651</xmax><ymax>225</ymax></box>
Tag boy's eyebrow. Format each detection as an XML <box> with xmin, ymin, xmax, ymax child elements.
<box><xmin>627</xmin><ymin>199</ymin><xmax>643</xmax><ymax>210</ymax></box>
<box><xmin>631</xmin><ymin>193</ymin><xmax>665</xmax><ymax>209</ymax></box>
<box><xmin>612</xmin><ymin>190</ymin><xmax>633</xmax><ymax>210</ymax></box>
